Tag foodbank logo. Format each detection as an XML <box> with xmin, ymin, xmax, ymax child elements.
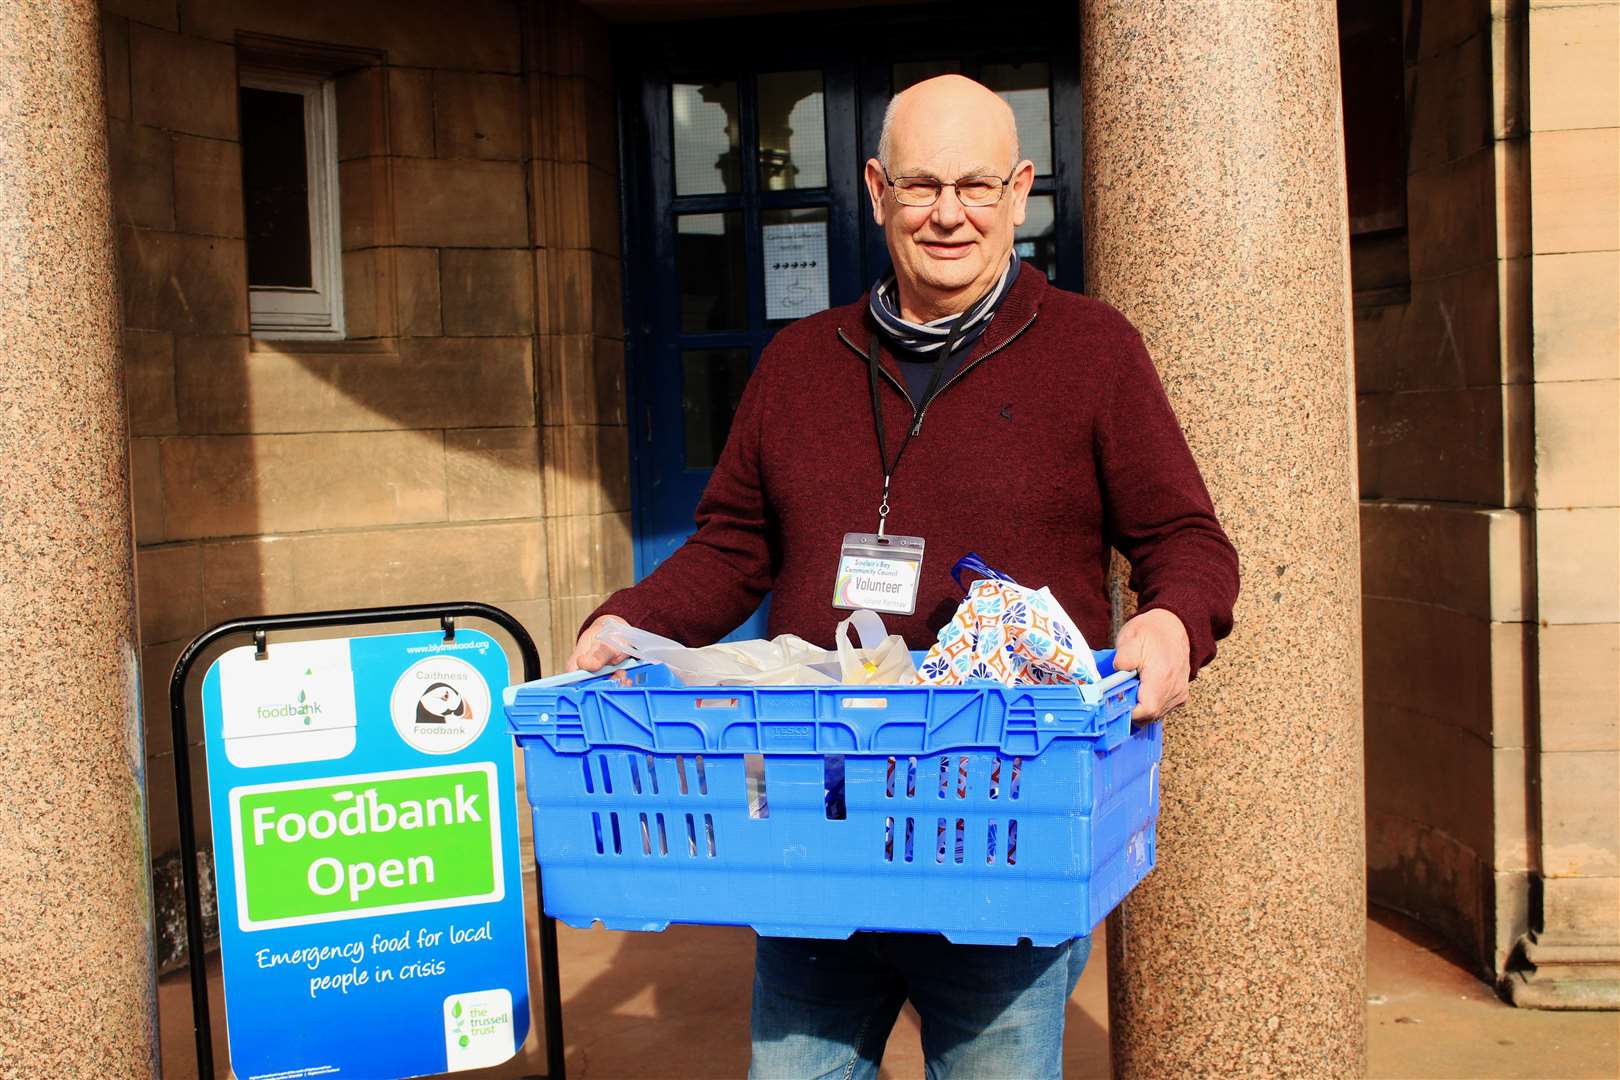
<box><xmin>217</xmin><ymin>640</ymin><xmax>357</xmax><ymax>768</ymax></box>
<box><xmin>255</xmin><ymin>670</ymin><xmax>324</xmax><ymax>727</ymax></box>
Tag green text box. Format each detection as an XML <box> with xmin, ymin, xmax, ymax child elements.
<box><xmin>233</xmin><ymin>764</ymin><xmax>500</xmax><ymax>929</ymax></box>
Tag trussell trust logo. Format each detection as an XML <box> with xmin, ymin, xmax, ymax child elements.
<box><xmin>443</xmin><ymin>989</ymin><xmax>515</xmax><ymax>1069</ymax></box>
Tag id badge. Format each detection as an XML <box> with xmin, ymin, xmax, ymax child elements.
<box><xmin>833</xmin><ymin>533</ymin><xmax>925</xmax><ymax>615</ymax></box>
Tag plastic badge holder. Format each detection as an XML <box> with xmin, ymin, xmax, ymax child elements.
<box><xmin>504</xmin><ymin>651</ymin><xmax>1158</xmax><ymax>946</ymax></box>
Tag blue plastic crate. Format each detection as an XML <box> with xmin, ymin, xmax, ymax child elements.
<box><xmin>504</xmin><ymin>650</ymin><xmax>1159</xmax><ymax>946</ymax></box>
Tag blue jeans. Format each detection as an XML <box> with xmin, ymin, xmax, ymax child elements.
<box><xmin>748</xmin><ymin>933</ymin><xmax>1090</xmax><ymax>1080</ymax></box>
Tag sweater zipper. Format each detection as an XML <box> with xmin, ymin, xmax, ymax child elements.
<box><xmin>838</xmin><ymin>326</ymin><xmax>917</xmax><ymax>412</ymax></box>
<box><xmin>838</xmin><ymin>312</ymin><xmax>1039</xmax><ymax>437</ymax></box>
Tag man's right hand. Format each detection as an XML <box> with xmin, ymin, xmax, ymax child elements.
<box><xmin>566</xmin><ymin>614</ymin><xmax>630</xmax><ymax>672</ymax></box>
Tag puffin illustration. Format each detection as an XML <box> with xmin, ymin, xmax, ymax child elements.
<box><xmin>414</xmin><ymin>682</ymin><xmax>472</xmax><ymax>725</ymax></box>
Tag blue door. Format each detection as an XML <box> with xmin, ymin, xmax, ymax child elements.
<box><xmin>618</xmin><ymin>11</ymin><xmax>1082</xmax><ymax>642</ymax></box>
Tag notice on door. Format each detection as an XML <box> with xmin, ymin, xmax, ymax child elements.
<box><xmin>763</xmin><ymin>221</ymin><xmax>829</xmax><ymax>320</ymax></box>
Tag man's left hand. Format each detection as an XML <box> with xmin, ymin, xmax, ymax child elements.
<box><xmin>1112</xmin><ymin>608</ymin><xmax>1190</xmax><ymax>721</ymax></box>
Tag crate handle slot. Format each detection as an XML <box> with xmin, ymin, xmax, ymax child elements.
<box><xmin>695</xmin><ymin>697</ymin><xmax>739</xmax><ymax>709</ymax></box>
<box><xmin>842</xmin><ymin>697</ymin><xmax>888</xmax><ymax>709</ymax></box>
<box><xmin>745</xmin><ymin>754</ymin><xmax>769</xmax><ymax>819</ymax></box>
<box><xmin>824</xmin><ymin>755</ymin><xmax>846</xmax><ymax>820</ymax></box>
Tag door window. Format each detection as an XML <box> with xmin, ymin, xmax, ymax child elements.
<box><xmin>757</xmin><ymin>71</ymin><xmax>827</xmax><ymax>190</ymax></box>
<box><xmin>682</xmin><ymin>349</ymin><xmax>752</xmax><ymax>469</ymax></box>
<box><xmin>672</xmin><ymin>81</ymin><xmax>742</xmax><ymax>195</ymax></box>
<box><xmin>676</xmin><ymin>212</ymin><xmax>748</xmax><ymax>332</ymax></box>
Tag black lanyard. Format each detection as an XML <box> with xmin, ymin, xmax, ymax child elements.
<box><xmin>865</xmin><ymin>314</ymin><xmax>973</xmax><ymax>538</ymax></box>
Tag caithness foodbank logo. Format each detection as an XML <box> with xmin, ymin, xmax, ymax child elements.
<box><xmin>390</xmin><ymin>656</ymin><xmax>491</xmax><ymax>755</ymax></box>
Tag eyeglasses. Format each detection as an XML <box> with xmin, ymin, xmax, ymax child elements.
<box><xmin>884</xmin><ymin>169</ymin><xmax>1015</xmax><ymax>208</ymax></box>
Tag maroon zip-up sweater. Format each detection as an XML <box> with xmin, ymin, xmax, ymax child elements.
<box><xmin>587</xmin><ymin>263</ymin><xmax>1240</xmax><ymax>676</ymax></box>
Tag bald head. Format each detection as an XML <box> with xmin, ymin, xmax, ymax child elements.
<box><xmin>878</xmin><ymin>75</ymin><xmax>1019</xmax><ymax>175</ymax></box>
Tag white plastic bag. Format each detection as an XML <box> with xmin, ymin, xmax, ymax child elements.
<box><xmin>834</xmin><ymin>608</ymin><xmax>919</xmax><ymax>685</ymax></box>
<box><xmin>597</xmin><ymin>610</ymin><xmax>917</xmax><ymax>687</ymax></box>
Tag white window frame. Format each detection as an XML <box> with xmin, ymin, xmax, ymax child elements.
<box><xmin>240</xmin><ymin>68</ymin><xmax>345</xmax><ymax>340</ymax></box>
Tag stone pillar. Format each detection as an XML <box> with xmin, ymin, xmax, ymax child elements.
<box><xmin>1081</xmin><ymin>3</ymin><xmax>1367</xmax><ymax>1075</ymax></box>
<box><xmin>0</xmin><ymin>2</ymin><xmax>158</xmax><ymax>1075</ymax></box>
<box><xmin>1510</xmin><ymin>0</ymin><xmax>1620</xmax><ymax>1010</ymax></box>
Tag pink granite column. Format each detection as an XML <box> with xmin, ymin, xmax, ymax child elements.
<box><xmin>0</xmin><ymin>1</ymin><xmax>159</xmax><ymax>1074</ymax></box>
<box><xmin>1081</xmin><ymin>2</ymin><xmax>1367</xmax><ymax>1075</ymax></box>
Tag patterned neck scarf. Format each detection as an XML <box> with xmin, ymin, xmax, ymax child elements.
<box><xmin>868</xmin><ymin>251</ymin><xmax>1020</xmax><ymax>358</ymax></box>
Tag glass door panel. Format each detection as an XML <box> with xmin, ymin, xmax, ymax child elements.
<box><xmin>672</xmin><ymin>81</ymin><xmax>742</xmax><ymax>194</ymax></box>
<box><xmin>757</xmin><ymin>71</ymin><xmax>827</xmax><ymax>190</ymax></box>
<box><xmin>682</xmin><ymin>348</ymin><xmax>752</xmax><ymax>469</ymax></box>
<box><xmin>676</xmin><ymin>212</ymin><xmax>748</xmax><ymax>331</ymax></box>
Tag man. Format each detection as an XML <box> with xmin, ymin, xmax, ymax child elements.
<box><xmin>569</xmin><ymin>75</ymin><xmax>1239</xmax><ymax>1078</ymax></box>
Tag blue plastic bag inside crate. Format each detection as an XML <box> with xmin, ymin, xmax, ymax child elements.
<box><xmin>504</xmin><ymin>649</ymin><xmax>1160</xmax><ymax>946</ymax></box>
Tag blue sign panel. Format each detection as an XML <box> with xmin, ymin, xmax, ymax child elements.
<box><xmin>201</xmin><ymin>629</ymin><xmax>530</xmax><ymax>1078</ymax></box>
